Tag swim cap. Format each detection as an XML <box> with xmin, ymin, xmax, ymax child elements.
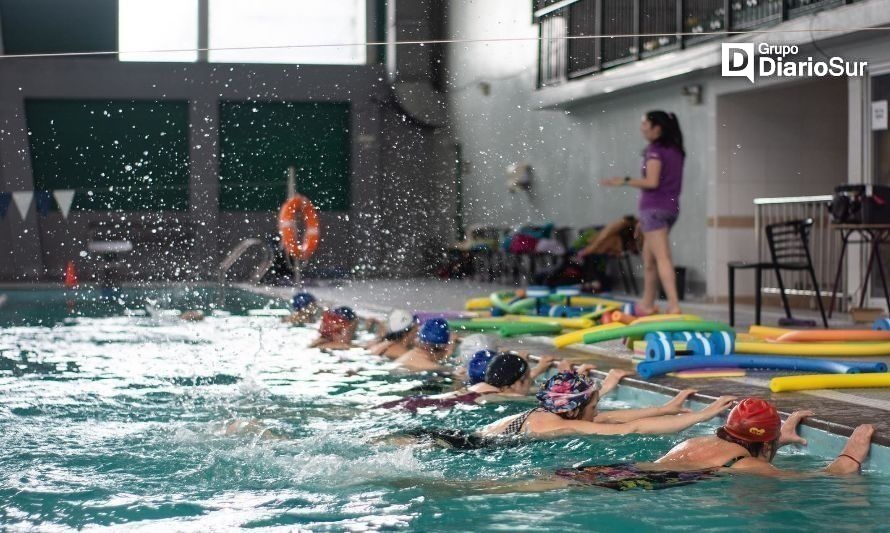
<box><xmin>387</xmin><ymin>309</ymin><xmax>414</xmax><ymax>334</ymax></box>
<box><xmin>536</xmin><ymin>371</ymin><xmax>601</xmax><ymax>413</ymax></box>
<box><xmin>467</xmin><ymin>349</ymin><xmax>496</xmax><ymax>385</ymax></box>
<box><xmin>291</xmin><ymin>292</ymin><xmax>317</xmax><ymax>311</ymax></box>
<box><xmin>319</xmin><ymin>310</ymin><xmax>351</xmax><ymax>338</ymax></box>
<box><xmin>418</xmin><ymin>318</ymin><xmax>450</xmax><ymax>346</ymax></box>
<box><xmin>485</xmin><ymin>352</ymin><xmax>529</xmax><ymax>388</ymax></box>
<box><xmin>723</xmin><ymin>398</ymin><xmax>780</xmax><ymax>443</ymax></box>
<box><xmin>332</xmin><ymin>306</ymin><xmax>357</xmax><ymax>322</ymax></box>
<box><xmin>459</xmin><ymin>334</ymin><xmax>497</xmax><ymax>361</ymax></box>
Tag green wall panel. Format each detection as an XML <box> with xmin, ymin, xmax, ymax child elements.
<box><xmin>218</xmin><ymin>101</ymin><xmax>351</xmax><ymax>212</ymax></box>
<box><xmin>26</xmin><ymin>99</ymin><xmax>190</xmax><ymax>211</ymax></box>
<box><xmin>0</xmin><ymin>0</ymin><xmax>117</xmax><ymax>55</ymax></box>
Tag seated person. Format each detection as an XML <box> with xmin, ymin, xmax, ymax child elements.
<box><xmin>309</xmin><ymin>306</ymin><xmax>358</xmax><ymax>350</ymax></box>
<box><xmin>378</xmin><ymin>351</ymin><xmax>555</xmax><ymax>411</ymax></box>
<box><xmin>572</xmin><ymin>215</ymin><xmax>639</xmax><ymax>292</ymax></box>
<box><xmin>541</xmin><ymin>398</ymin><xmax>874</xmax><ymax>491</ymax></box>
<box><xmin>366</xmin><ymin>309</ymin><xmax>418</xmax><ymax>359</ymax></box>
<box><xmin>393</xmin><ymin>318</ymin><xmax>455</xmax><ymax>372</ymax></box>
<box><xmin>282</xmin><ymin>292</ymin><xmax>319</xmax><ymax>325</ymax></box>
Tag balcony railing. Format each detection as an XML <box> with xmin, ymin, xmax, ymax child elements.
<box><xmin>535</xmin><ymin>0</ymin><xmax>859</xmax><ymax>86</ymax></box>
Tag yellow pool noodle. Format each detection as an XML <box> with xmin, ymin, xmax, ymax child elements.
<box><xmin>770</xmin><ymin>373</ymin><xmax>890</xmax><ymax>392</ymax></box>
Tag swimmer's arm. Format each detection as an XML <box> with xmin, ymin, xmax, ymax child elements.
<box><xmin>593</xmin><ymin>406</ymin><xmax>665</xmax><ymax>424</ymax></box>
<box><xmin>585</xmin><ymin>395</ymin><xmax>736</xmax><ymax>435</ymax></box>
<box><xmin>595</xmin><ymin>389</ymin><xmax>696</xmax><ymax>423</ymax></box>
<box><xmin>528</xmin><ymin>356</ymin><xmax>556</xmax><ymax>381</ymax></box>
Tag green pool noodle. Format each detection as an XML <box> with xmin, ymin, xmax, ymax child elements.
<box><xmin>581</xmin><ymin>320</ymin><xmax>733</xmax><ymax>345</ymax></box>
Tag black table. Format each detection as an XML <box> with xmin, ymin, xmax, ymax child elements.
<box><xmin>828</xmin><ymin>224</ymin><xmax>890</xmax><ymax>317</ymax></box>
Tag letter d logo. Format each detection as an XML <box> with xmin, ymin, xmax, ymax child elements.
<box><xmin>722</xmin><ymin>43</ymin><xmax>755</xmax><ymax>83</ymax></box>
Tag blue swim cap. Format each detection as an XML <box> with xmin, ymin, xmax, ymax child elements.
<box><xmin>291</xmin><ymin>292</ymin><xmax>317</xmax><ymax>311</ymax></box>
<box><xmin>467</xmin><ymin>349</ymin><xmax>496</xmax><ymax>384</ymax></box>
<box><xmin>332</xmin><ymin>306</ymin><xmax>357</xmax><ymax>322</ymax></box>
<box><xmin>418</xmin><ymin>318</ymin><xmax>450</xmax><ymax>346</ymax></box>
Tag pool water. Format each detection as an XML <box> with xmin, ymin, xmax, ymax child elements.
<box><xmin>1</xmin><ymin>287</ymin><xmax>889</xmax><ymax>531</ymax></box>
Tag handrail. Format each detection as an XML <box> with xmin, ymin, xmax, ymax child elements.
<box><xmin>218</xmin><ymin>238</ymin><xmax>274</xmax><ymax>285</ymax></box>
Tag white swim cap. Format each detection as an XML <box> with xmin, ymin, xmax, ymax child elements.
<box><xmin>387</xmin><ymin>309</ymin><xmax>414</xmax><ymax>334</ymax></box>
<box><xmin>459</xmin><ymin>334</ymin><xmax>497</xmax><ymax>361</ymax></box>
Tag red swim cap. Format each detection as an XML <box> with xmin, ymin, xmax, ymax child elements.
<box><xmin>723</xmin><ymin>398</ymin><xmax>781</xmax><ymax>442</ymax></box>
<box><xmin>319</xmin><ymin>310</ymin><xmax>350</xmax><ymax>338</ymax></box>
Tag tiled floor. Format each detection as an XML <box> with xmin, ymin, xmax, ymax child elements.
<box><xmin>249</xmin><ymin>278</ymin><xmax>890</xmax><ymax>444</ymax></box>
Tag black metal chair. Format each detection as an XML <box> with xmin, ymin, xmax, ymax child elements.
<box><xmin>728</xmin><ymin>218</ymin><xmax>828</xmax><ymax>327</ymax></box>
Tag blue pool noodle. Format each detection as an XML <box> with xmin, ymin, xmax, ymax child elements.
<box><xmin>636</xmin><ymin>356</ymin><xmax>887</xmax><ymax>379</ymax></box>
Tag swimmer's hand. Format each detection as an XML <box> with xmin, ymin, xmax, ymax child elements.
<box><xmin>600</xmin><ymin>176</ymin><xmax>625</xmax><ymax>187</ymax></box>
<box><xmin>660</xmin><ymin>388</ymin><xmax>696</xmax><ymax>415</ymax></box>
<box><xmin>599</xmin><ymin>368</ymin><xmax>633</xmax><ymax>396</ymax></box>
<box><xmin>701</xmin><ymin>396</ymin><xmax>737</xmax><ymax>417</ymax></box>
<box><xmin>779</xmin><ymin>410</ymin><xmax>813</xmax><ymax>447</ymax></box>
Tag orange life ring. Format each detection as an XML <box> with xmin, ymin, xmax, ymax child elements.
<box><xmin>278</xmin><ymin>195</ymin><xmax>320</xmax><ymax>261</ymax></box>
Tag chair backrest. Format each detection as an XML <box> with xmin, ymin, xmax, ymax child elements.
<box><xmin>765</xmin><ymin>218</ymin><xmax>814</xmax><ymax>268</ymax></box>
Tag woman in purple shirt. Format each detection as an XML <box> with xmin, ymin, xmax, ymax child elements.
<box><xmin>601</xmin><ymin>111</ymin><xmax>685</xmax><ymax>314</ymax></box>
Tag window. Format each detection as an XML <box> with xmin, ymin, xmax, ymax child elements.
<box><xmin>208</xmin><ymin>0</ymin><xmax>366</xmax><ymax>64</ymax></box>
<box><xmin>118</xmin><ymin>0</ymin><xmax>198</xmax><ymax>62</ymax></box>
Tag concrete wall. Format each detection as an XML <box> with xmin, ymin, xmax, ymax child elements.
<box><xmin>0</xmin><ymin>59</ymin><xmax>455</xmax><ymax>282</ymax></box>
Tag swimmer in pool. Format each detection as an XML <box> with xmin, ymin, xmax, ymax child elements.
<box><xmin>309</xmin><ymin>306</ymin><xmax>359</xmax><ymax>350</ymax></box>
<box><xmin>377</xmin><ymin>351</ymin><xmax>556</xmax><ymax>411</ymax></box>
<box><xmin>282</xmin><ymin>292</ymin><xmax>320</xmax><ymax>325</ymax></box>
<box><xmin>366</xmin><ymin>309</ymin><xmax>418</xmax><ymax>359</ymax></box>
<box><xmin>392</xmin><ymin>318</ymin><xmax>456</xmax><ymax>372</ymax></box>
<box><xmin>519</xmin><ymin>398</ymin><xmax>874</xmax><ymax>491</ymax></box>
<box><xmin>403</xmin><ymin>368</ymin><xmax>720</xmax><ymax>449</ymax></box>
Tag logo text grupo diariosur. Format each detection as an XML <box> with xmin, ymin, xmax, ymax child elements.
<box><xmin>722</xmin><ymin>43</ymin><xmax>867</xmax><ymax>83</ymax></box>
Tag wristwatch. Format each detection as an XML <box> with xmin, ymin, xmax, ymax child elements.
<box><xmin>623</xmin><ymin>176</ymin><xmax>631</xmax><ymax>185</ymax></box>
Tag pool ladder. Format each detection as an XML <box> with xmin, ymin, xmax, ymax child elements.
<box><xmin>218</xmin><ymin>238</ymin><xmax>274</xmax><ymax>286</ymax></box>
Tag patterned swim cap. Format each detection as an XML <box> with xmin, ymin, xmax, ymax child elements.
<box><xmin>536</xmin><ymin>371</ymin><xmax>602</xmax><ymax>413</ymax></box>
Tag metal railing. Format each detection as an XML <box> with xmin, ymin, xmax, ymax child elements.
<box><xmin>534</xmin><ymin>0</ymin><xmax>860</xmax><ymax>85</ymax></box>
<box><xmin>753</xmin><ymin>195</ymin><xmax>845</xmax><ymax>310</ymax></box>
<box><xmin>218</xmin><ymin>238</ymin><xmax>274</xmax><ymax>286</ymax></box>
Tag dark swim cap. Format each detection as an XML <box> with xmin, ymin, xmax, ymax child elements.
<box><xmin>485</xmin><ymin>352</ymin><xmax>529</xmax><ymax>388</ymax></box>
<box><xmin>332</xmin><ymin>306</ymin><xmax>357</xmax><ymax>322</ymax></box>
<box><xmin>291</xmin><ymin>292</ymin><xmax>317</xmax><ymax>311</ymax></box>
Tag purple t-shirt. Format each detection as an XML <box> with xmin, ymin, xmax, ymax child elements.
<box><xmin>639</xmin><ymin>143</ymin><xmax>684</xmax><ymax>213</ymax></box>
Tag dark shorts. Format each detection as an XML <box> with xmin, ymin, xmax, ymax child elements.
<box><xmin>639</xmin><ymin>209</ymin><xmax>679</xmax><ymax>233</ymax></box>
<box><xmin>555</xmin><ymin>463</ymin><xmax>718</xmax><ymax>491</ymax></box>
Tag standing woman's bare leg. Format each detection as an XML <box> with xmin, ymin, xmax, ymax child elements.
<box><xmin>645</xmin><ymin>228</ymin><xmax>681</xmax><ymax>313</ymax></box>
<box><xmin>639</xmin><ymin>237</ymin><xmax>659</xmax><ymax>314</ymax></box>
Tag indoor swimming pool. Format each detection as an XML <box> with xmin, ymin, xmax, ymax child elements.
<box><xmin>0</xmin><ymin>287</ymin><xmax>887</xmax><ymax>531</ymax></box>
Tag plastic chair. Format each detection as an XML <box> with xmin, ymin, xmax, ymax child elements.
<box><xmin>728</xmin><ymin>218</ymin><xmax>828</xmax><ymax>327</ymax></box>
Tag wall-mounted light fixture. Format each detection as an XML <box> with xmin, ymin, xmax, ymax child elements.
<box><xmin>682</xmin><ymin>84</ymin><xmax>702</xmax><ymax>105</ymax></box>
